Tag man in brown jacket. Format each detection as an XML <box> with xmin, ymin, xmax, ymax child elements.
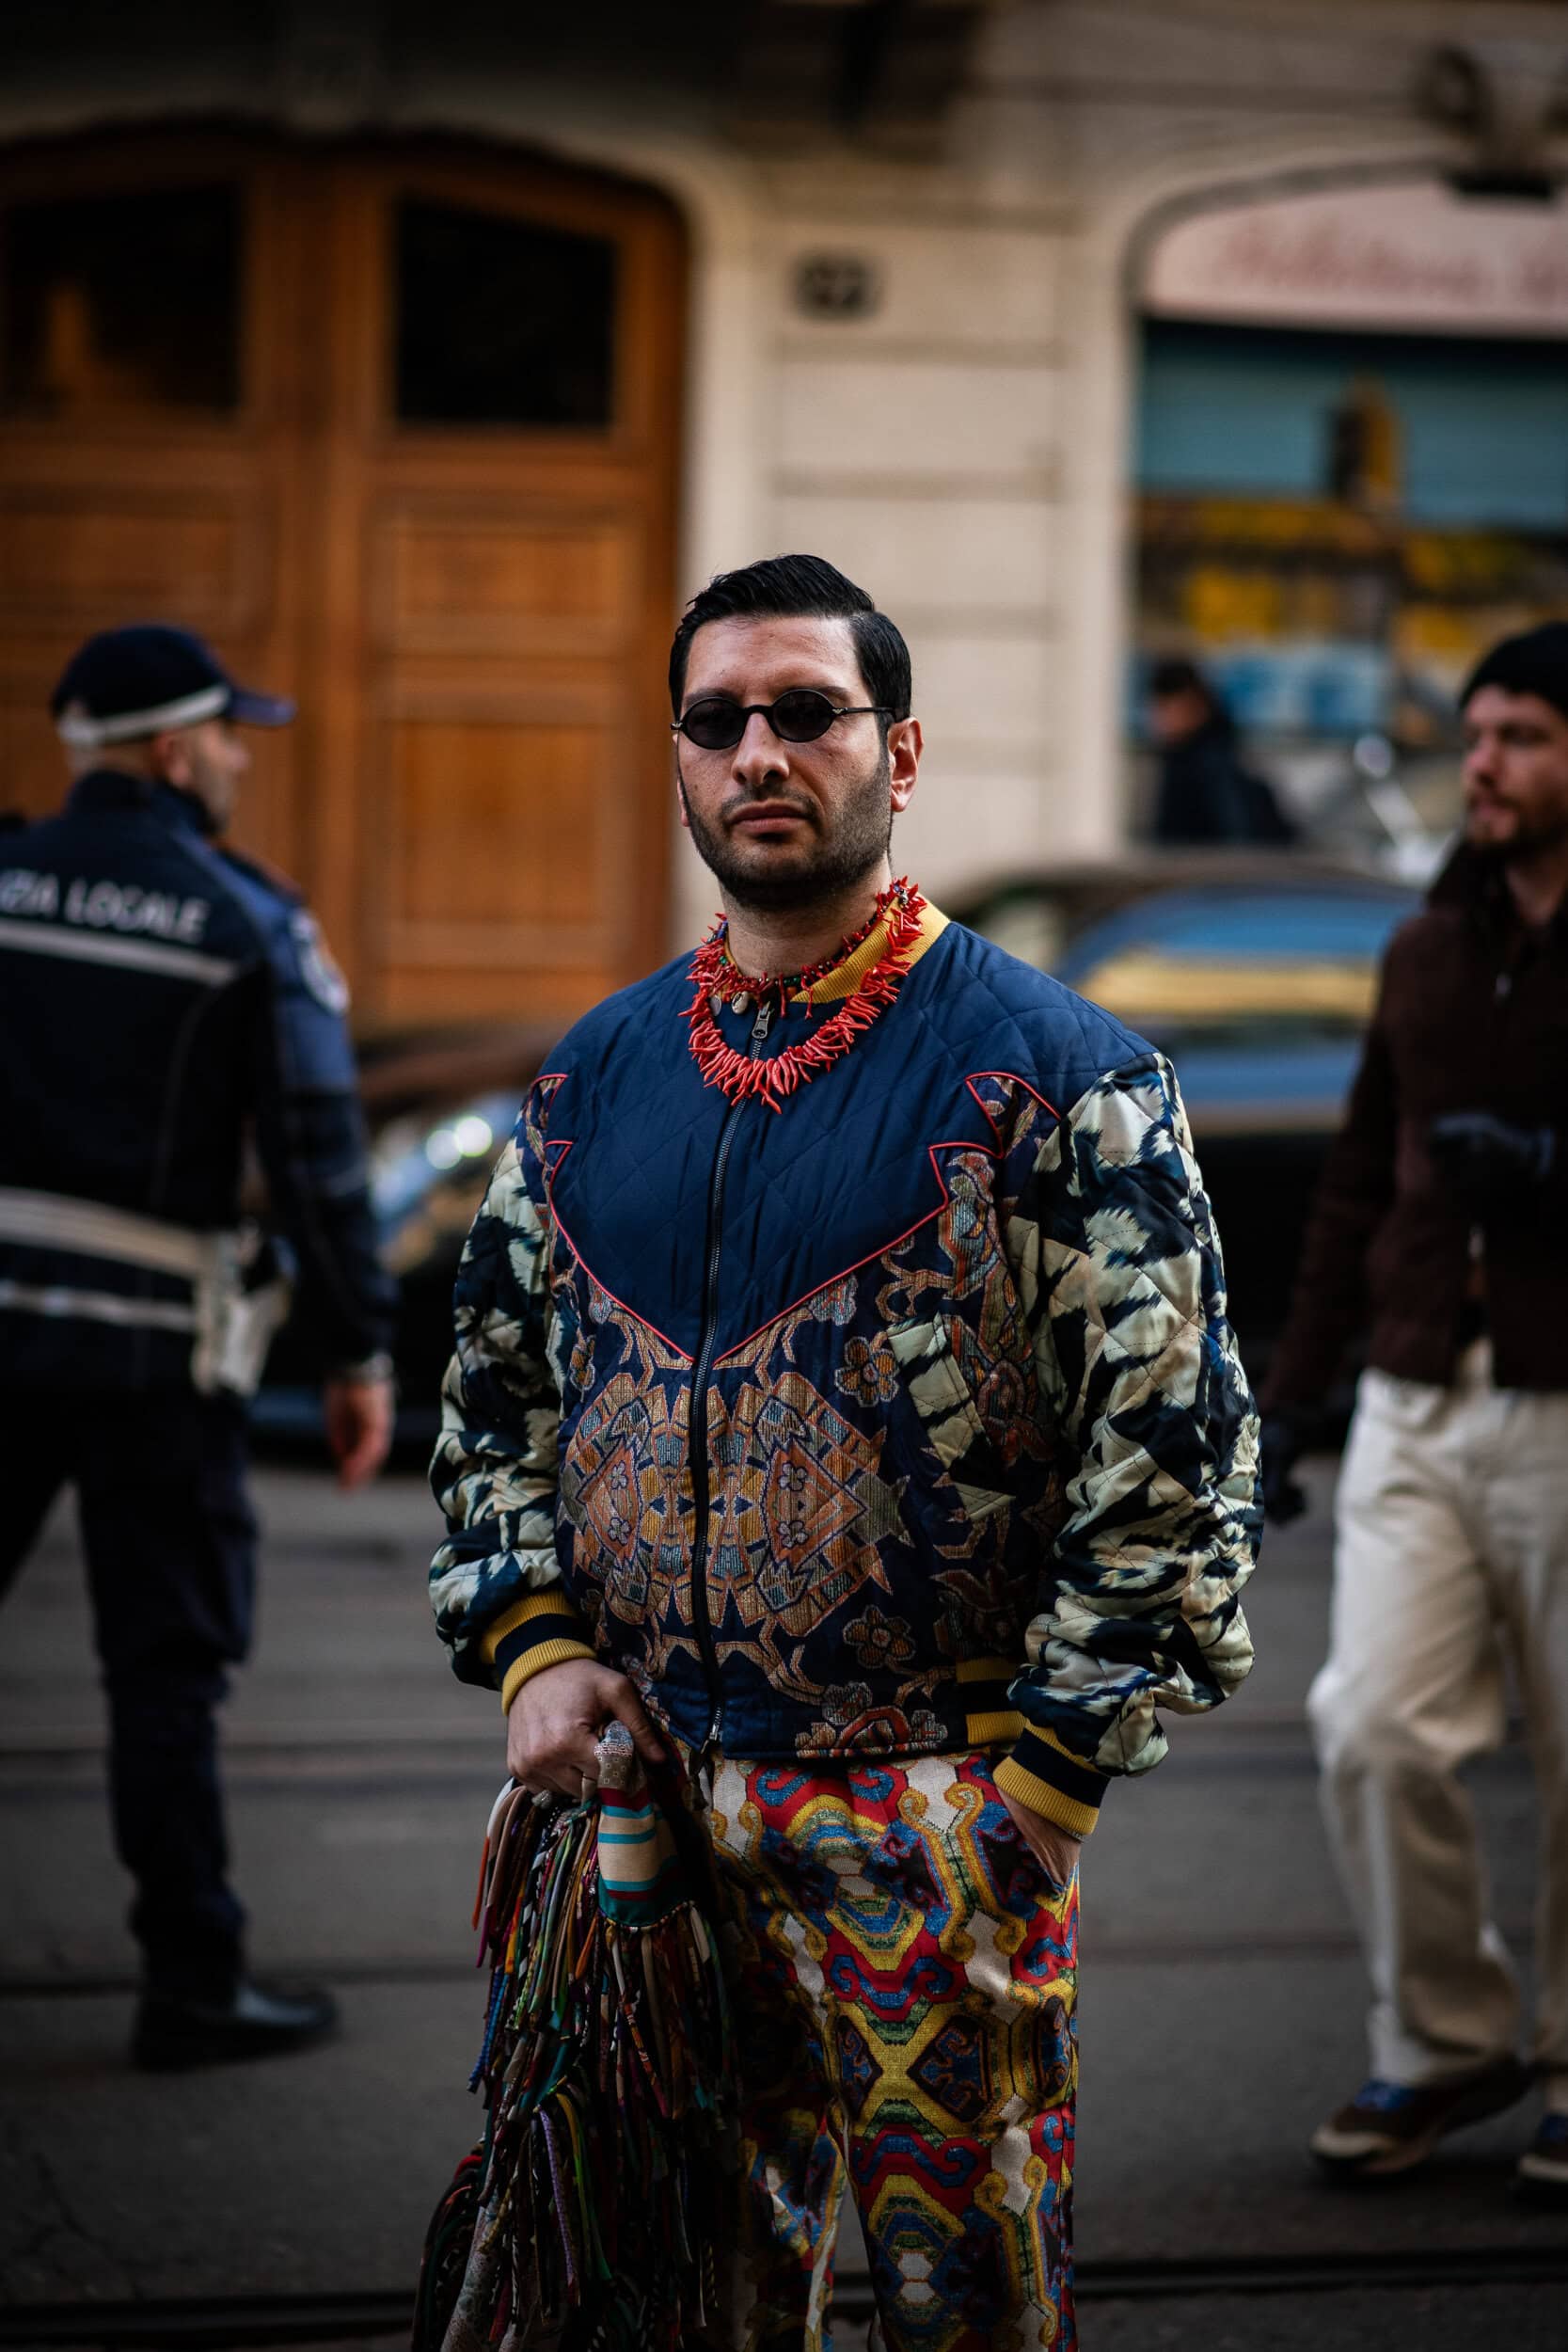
<box><xmin>1262</xmin><ymin>621</ymin><xmax>1568</xmax><ymax>2200</ymax></box>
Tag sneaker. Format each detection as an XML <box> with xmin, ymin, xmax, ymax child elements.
<box><xmin>1516</xmin><ymin>2111</ymin><xmax>1568</xmax><ymax>2204</ymax></box>
<box><xmin>133</xmin><ymin>1978</ymin><xmax>340</xmax><ymax>2071</ymax></box>
<box><xmin>1309</xmin><ymin>2056</ymin><xmax>1532</xmax><ymax>2177</ymax></box>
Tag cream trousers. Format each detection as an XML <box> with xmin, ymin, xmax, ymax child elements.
<box><xmin>1309</xmin><ymin>1343</ymin><xmax>1568</xmax><ymax>2098</ymax></box>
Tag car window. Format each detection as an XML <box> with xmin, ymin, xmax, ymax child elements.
<box><xmin>971</xmin><ymin>895</ymin><xmax>1071</xmax><ymax>976</ymax></box>
<box><xmin>1055</xmin><ymin>884</ymin><xmax>1415</xmax><ymax>1047</ymax></box>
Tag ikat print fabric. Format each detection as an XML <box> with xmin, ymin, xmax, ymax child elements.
<box><xmin>429</xmin><ymin>919</ymin><xmax>1260</xmax><ymax>1825</ymax></box>
<box><xmin>710</xmin><ymin>1749</ymin><xmax>1078</xmax><ymax>2351</ymax></box>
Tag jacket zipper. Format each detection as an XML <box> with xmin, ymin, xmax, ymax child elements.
<box><xmin>688</xmin><ymin>998</ymin><xmax>773</xmax><ymax>1756</ymax></box>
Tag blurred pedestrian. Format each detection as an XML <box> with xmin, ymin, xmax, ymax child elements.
<box><xmin>0</xmin><ymin>624</ymin><xmax>397</xmax><ymax>2068</ymax></box>
<box><xmin>1148</xmin><ymin>655</ymin><xmax>1296</xmax><ymax>846</ymax></box>
<box><xmin>428</xmin><ymin>555</ymin><xmax>1260</xmax><ymax>2347</ymax></box>
<box><xmin>1260</xmin><ymin>619</ymin><xmax>1568</xmax><ymax>2200</ymax></box>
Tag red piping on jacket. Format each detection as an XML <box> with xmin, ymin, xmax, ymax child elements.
<box><xmin>530</xmin><ymin>1068</ymin><xmax>1059</xmax><ymax>1374</ymax></box>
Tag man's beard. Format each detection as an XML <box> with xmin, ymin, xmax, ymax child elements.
<box><xmin>1465</xmin><ymin>802</ymin><xmax>1568</xmax><ymax>865</ymax></box>
<box><xmin>678</xmin><ymin>744</ymin><xmax>894</xmax><ymax>915</ymax></box>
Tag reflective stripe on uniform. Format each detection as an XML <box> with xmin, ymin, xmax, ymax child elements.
<box><xmin>0</xmin><ymin>916</ymin><xmax>238</xmax><ymax>986</ymax></box>
<box><xmin>0</xmin><ymin>1187</ymin><xmax>234</xmax><ymax>1279</ymax></box>
<box><xmin>0</xmin><ymin>1193</ymin><xmax>283</xmax><ymax>1391</ymax></box>
<box><xmin>0</xmin><ymin>1279</ymin><xmax>198</xmax><ymax>1332</ymax></box>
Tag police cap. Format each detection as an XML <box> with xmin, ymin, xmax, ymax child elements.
<box><xmin>51</xmin><ymin>623</ymin><xmax>295</xmax><ymax>750</ymax></box>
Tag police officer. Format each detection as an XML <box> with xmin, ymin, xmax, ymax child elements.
<box><xmin>0</xmin><ymin>624</ymin><xmax>397</xmax><ymax>2068</ymax></box>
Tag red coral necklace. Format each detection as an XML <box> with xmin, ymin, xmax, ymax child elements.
<box><xmin>686</xmin><ymin>878</ymin><xmax>927</xmax><ymax>1111</ymax></box>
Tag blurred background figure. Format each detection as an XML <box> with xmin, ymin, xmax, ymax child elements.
<box><xmin>1148</xmin><ymin>655</ymin><xmax>1298</xmax><ymax>847</ymax></box>
<box><xmin>1259</xmin><ymin>620</ymin><xmax>1568</xmax><ymax>2203</ymax></box>
<box><xmin>0</xmin><ymin>623</ymin><xmax>396</xmax><ymax>2070</ymax></box>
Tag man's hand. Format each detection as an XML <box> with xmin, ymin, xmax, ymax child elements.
<box><xmin>323</xmin><ymin>1373</ymin><xmax>395</xmax><ymax>1489</ymax></box>
<box><xmin>1428</xmin><ymin>1110</ymin><xmax>1555</xmax><ymax>1214</ymax></box>
<box><xmin>998</xmin><ymin>1785</ymin><xmax>1082</xmax><ymax>1891</ymax></box>
<box><xmin>506</xmin><ymin>1657</ymin><xmax>665</xmax><ymax>1802</ymax></box>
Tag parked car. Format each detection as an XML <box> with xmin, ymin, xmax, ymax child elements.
<box><xmin>950</xmin><ymin>857</ymin><xmax>1419</xmax><ymax>1374</ymax></box>
<box><xmin>253</xmin><ymin>858</ymin><xmax>1418</xmax><ymax>1448</ymax></box>
<box><xmin>253</xmin><ymin>1026</ymin><xmax>554</xmax><ymax>1451</ymax></box>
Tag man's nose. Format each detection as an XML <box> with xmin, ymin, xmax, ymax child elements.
<box><xmin>1464</xmin><ymin>739</ymin><xmax>1497</xmax><ymax>791</ymax></box>
<box><xmin>731</xmin><ymin>708</ymin><xmax>788</xmax><ymax>786</ymax></box>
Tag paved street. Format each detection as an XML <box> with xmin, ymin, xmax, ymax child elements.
<box><xmin>2</xmin><ymin>1457</ymin><xmax>1563</xmax><ymax>2348</ymax></box>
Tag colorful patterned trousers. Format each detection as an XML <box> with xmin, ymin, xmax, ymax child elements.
<box><xmin>704</xmin><ymin>1752</ymin><xmax>1078</xmax><ymax>2352</ymax></box>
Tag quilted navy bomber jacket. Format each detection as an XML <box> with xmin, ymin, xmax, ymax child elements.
<box><xmin>429</xmin><ymin>909</ymin><xmax>1261</xmax><ymax>1834</ymax></box>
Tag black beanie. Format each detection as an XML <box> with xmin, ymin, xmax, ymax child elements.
<box><xmin>1460</xmin><ymin>621</ymin><xmax>1568</xmax><ymax>724</ymax></box>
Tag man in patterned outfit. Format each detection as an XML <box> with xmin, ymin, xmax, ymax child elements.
<box><xmin>430</xmin><ymin>555</ymin><xmax>1261</xmax><ymax>2348</ymax></box>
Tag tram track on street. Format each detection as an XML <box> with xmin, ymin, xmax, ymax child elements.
<box><xmin>7</xmin><ymin>2244</ymin><xmax>1568</xmax><ymax>2346</ymax></box>
<box><xmin>0</xmin><ymin>1928</ymin><xmax>1447</xmax><ymax>1994</ymax></box>
<box><xmin>5</xmin><ymin>1483</ymin><xmax>1559</xmax><ymax>2345</ymax></box>
<box><xmin>0</xmin><ymin>1741</ymin><xmax>1539</xmax><ymax>1991</ymax></box>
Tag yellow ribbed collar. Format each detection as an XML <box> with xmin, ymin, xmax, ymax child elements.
<box><xmin>787</xmin><ymin>898</ymin><xmax>949</xmax><ymax>1006</ymax></box>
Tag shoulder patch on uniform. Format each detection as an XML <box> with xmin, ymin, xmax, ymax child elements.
<box><xmin>291</xmin><ymin>909</ymin><xmax>351</xmax><ymax>1013</ymax></box>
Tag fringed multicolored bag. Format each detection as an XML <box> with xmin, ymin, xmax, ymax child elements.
<box><xmin>412</xmin><ymin>1723</ymin><xmax>736</xmax><ymax>2352</ymax></box>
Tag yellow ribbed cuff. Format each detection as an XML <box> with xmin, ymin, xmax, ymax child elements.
<box><xmin>483</xmin><ymin>1588</ymin><xmax>595</xmax><ymax>1712</ymax></box>
<box><xmin>993</xmin><ymin>1757</ymin><xmax>1100</xmax><ymax>1839</ymax></box>
<box><xmin>480</xmin><ymin>1589</ymin><xmax>578</xmax><ymax>1661</ymax></box>
<box><xmin>499</xmin><ymin>1637</ymin><xmax>597</xmax><ymax>1714</ymax></box>
<box><xmin>995</xmin><ymin>1724</ymin><xmax>1107</xmax><ymax>1839</ymax></box>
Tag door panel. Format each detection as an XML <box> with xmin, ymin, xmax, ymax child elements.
<box><xmin>0</xmin><ymin>134</ymin><xmax>684</xmax><ymax>1031</ymax></box>
<box><xmin>391</xmin><ymin>717</ymin><xmax>605</xmax><ymax>928</ymax></box>
<box><xmin>378</xmin><ymin>505</ymin><xmax>640</xmax><ymax>656</ymax></box>
<box><xmin>0</xmin><ymin>494</ymin><xmax>245</xmax><ymax>618</ymax></box>
<box><xmin>0</xmin><ymin>141</ymin><xmax>310</xmax><ymax>880</ymax></box>
<box><xmin>309</xmin><ymin>149</ymin><xmax>681</xmax><ymax>1025</ymax></box>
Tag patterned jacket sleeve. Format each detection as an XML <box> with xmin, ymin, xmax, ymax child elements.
<box><xmin>993</xmin><ymin>1052</ymin><xmax>1261</xmax><ymax>1836</ymax></box>
<box><xmin>428</xmin><ymin>1092</ymin><xmax>595</xmax><ymax>1706</ymax></box>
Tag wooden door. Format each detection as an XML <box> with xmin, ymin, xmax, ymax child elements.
<box><xmin>0</xmin><ymin>135</ymin><xmax>314</xmax><ymax>882</ymax></box>
<box><xmin>307</xmin><ymin>149</ymin><xmax>684</xmax><ymax>1029</ymax></box>
<box><xmin>0</xmin><ymin>135</ymin><xmax>685</xmax><ymax>1030</ymax></box>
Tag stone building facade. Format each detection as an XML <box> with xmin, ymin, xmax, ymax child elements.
<box><xmin>3</xmin><ymin>0</ymin><xmax>1565</xmax><ymax>1002</ymax></box>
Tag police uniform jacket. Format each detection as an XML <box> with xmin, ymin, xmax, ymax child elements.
<box><xmin>0</xmin><ymin>769</ymin><xmax>394</xmax><ymax>1393</ymax></box>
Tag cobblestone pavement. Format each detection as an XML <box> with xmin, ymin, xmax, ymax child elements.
<box><xmin>2</xmin><ymin>1460</ymin><xmax>1563</xmax><ymax>2348</ymax></box>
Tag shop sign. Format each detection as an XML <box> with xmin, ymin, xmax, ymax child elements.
<box><xmin>1143</xmin><ymin>181</ymin><xmax>1568</xmax><ymax>337</ymax></box>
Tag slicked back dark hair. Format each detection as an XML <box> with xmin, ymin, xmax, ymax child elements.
<box><xmin>669</xmin><ymin>554</ymin><xmax>911</xmax><ymax>726</ymax></box>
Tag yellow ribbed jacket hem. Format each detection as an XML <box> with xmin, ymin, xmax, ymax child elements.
<box><xmin>965</xmin><ymin>1708</ymin><xmax>1025</xmax><ymax>1745</ymax></box>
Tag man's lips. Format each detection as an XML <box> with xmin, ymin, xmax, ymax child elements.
<box><xmin>726</xmin><ymin>802</ymin><xmax>814</xmax><ymax>834</ymax></box>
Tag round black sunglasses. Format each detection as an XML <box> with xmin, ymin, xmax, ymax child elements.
<box><xmin>672</xmin><ymin>688</ymin><xmax>894</xmax><ymax>753</ymax></box>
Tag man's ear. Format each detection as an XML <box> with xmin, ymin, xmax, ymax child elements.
<box><xmin>888</xmin><ymin>717</ymin><xmax>923</xmax><ymax>815</ymax></box>
<box><xmin>675</xmin><ymin>768</ymin><xmax>692</xmax><ymax>833</ymax></box>
<box><xmin>148</xmin><ymin>727</ymin><xmax>189</xmax><ymax>788</ymax></box>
